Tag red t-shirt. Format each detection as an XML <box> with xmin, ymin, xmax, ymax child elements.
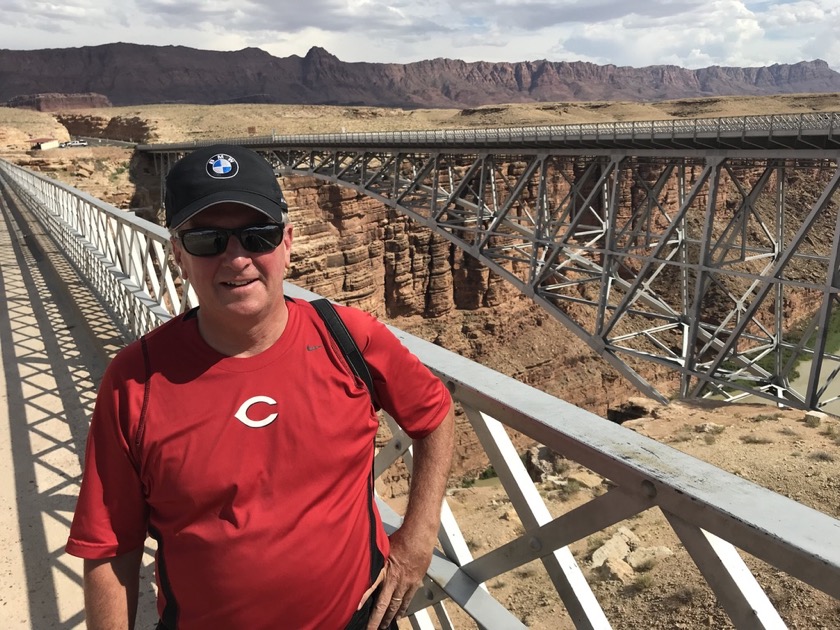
<box><xmin>66</xmin><ymin>299</ymin><xmax>450</xmax><ymax>629</ymax></box>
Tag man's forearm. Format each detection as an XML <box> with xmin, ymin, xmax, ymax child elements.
<box><xmin>83</xmin><ymin>546</ymin><xmax>143</xmax><ymax>630</ymax></box>
<box><xmin>402</xmin><ymin>401</ymin><xmax>455</xmax><ymax>543</ymax></box>
<box><xmin>363</xmin><ymin>402</ymin><xmax>455</xmax><ymax>629</ymax></box>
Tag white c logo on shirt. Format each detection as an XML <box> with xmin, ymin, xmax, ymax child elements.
<box><xmin>235</xmin><ymin>396</ymin><xmax>278</xmax><ymax>428</ymax></box>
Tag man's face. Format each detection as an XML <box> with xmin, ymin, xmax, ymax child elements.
<box><xmin>171</xmin><ymin>203</ymin><xmax>293</xmax><ymax>326</ymax></box>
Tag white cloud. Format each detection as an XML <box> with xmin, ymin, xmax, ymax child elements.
<box><xmin>760</xmin><ymin>0</ymin><xmax>835</xmax><ymax>27</ymax></box>
<box><xmin>755</xmin><ymin>1</ymin><xmax>840</xmax><ymax>66</ymax></box>
<box><xmin>0</xmin><ymin>0</ymin><xmax>836</xmax><ymax>70</ymax></box>
<box><xmin>2</xmin><ymin>0</ymin><xmax>110</xmax><ymax>34</ymax></box>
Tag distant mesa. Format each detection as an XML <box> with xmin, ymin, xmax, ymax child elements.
<box><xmin>212</xmin><ymin>93</ymin><xmax>276</xmax><ymax>105</ymax></box>
<box><xmin>7</xmin><ymin>92</ymin><xmax>112</xmax><ymax>112</ymax></box>
<box><xmin>0</xmin><ymin>44</ymin><xmax>839</xmax><ymax>108</ymax></box>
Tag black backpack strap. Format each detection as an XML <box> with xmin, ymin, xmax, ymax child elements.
<box><xmin>310</xmin><ymin>298</ymin><xmax>384</xmax><ymax>594</ymax></box>
<box><xmin>311</xmin><ymin>298</ymin><xmax>379</xmax><ymax>408</ymax></box>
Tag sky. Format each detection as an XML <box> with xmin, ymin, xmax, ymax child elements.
<box><xmin>2</xmin><ymin>0</ymin><xmax>839</xmax><ymax>71</ymax></box>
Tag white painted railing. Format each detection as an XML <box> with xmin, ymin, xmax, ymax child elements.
<box><xmin>2</xmin><ymin>157</ymin><xmax>839</xmax><ymax>629</ymax></box>
<box><xmin>0</xmin><ymin>161</ymin><xmax>197</xmax><ymax>340</ymax></box>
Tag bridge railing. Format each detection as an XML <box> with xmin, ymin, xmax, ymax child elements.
<box><xmin>141</xmin><ymin>111</ymin><xmax>840</xmax><ymax>151</ymax></box>
<box><xmin>2</xmin><ymin>157</ymin><xmax>839</xmax><ymax>629</ymax></box>
<box><xmin>0</xmin><ymin>160</ymin><xmax>198</xmax><ymax>340</ymax></box>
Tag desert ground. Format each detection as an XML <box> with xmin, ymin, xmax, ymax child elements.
<box><xmin>1</xmin><ymin>94</ymin><xmax>839</xmax><ymax>629</ymax></box>
<box><xmin>3</xmin><ymin>92</ymin><xmax>840</xmax><ymax>148</ymax></box>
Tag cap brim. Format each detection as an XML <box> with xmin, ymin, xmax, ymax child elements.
<box><xmin>168</xmin><ymin>190</ymin><xmax>287</xmax><ymax>229</ymax></box>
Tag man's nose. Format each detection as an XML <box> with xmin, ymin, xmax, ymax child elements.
<box><xmin>222</xmin><ymin>234</ymin><xmax>252</xmax><ymax>262</ymax></box>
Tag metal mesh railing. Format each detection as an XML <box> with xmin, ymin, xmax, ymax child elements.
<box><xmin>0</xmin><ymin>160</ymin><xmax>198</xmax><ymax>340</ymax></box>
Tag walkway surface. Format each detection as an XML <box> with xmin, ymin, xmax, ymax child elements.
<box><xmin>0</xmin><ymin>181</ymin><xmax>158</xmax><ymax>628</ymax></box>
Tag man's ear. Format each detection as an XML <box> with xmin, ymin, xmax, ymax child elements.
<box><xmin>171</xmin><ymin>237</ymin><xmax>188</xmax><ymax>279</ymax></box>
<box><xmin>283</xmin><ymin>225</ymin><xmax>294</xmax><ymax>266</ymax></box>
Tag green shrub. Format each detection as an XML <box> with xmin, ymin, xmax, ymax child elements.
<box><xmin>629</xmin><ymin>573</ymin><xmax>654</xmax><ymax>593</ymax></box>
<box><xmin>740</xmin><ymin>434</ymin><xmax>774</xmax><ymax>444</ymax></box>
<box><xmin>752</xmin><ymin>413</ymin><xmax>781</xmax><ymax>422</ymax></box>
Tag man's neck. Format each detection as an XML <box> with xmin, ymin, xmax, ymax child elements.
<box><xmin>196</xmin><ymin>303</ymin><xmax>290</xmax><ymax>358</ymax></box>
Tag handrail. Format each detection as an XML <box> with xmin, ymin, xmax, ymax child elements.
<box><xmin>1</xmin><ymin>156</ymin><xmax>838</xmax><ymax>628</ymax></box>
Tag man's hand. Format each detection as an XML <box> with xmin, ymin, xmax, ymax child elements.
<box><xmin>357</xmin><ymin>565</ymin><xmax>387</xmax><ymax>610</ymax></box>
<box><xmin>367</xmin><ymin>526</ymin><xmax>435</xmax><ymax>627</ymax></box>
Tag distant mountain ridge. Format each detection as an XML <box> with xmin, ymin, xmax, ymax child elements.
<box><xmin>2</xmin><ymin>43</ymin><xmax>839</xmax><ymax>108</ymax></box>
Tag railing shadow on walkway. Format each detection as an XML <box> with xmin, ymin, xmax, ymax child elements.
<box><xmin>1</xmin><ymin>155</ymin><xmax>840</xmax><ymax>628</ymax></box>
<box><xmin>0</xmin><ymin>183</ymin><xmax>158</xmax><ymax>629</ymax></box>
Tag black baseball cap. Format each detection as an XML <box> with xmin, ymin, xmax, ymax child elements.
<box><xmin>164</xmin><ymin>144</ymin><xmax>288</xmax><ymax>229</ymax></box>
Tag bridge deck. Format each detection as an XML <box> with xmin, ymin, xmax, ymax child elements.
<box><xmin>142</xmin><ymin>111</ymin><xmax>840</xmax><ymax>156</ymax></box>
<box><xmin>0</xmin><ymin>183</ymin><xmax>158</xmax><ymax>628</ymax></box>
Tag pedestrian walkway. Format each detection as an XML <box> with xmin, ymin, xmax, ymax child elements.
<box><xmin>0</xmin><ymin>181</ymin><xmax>157</xmax><ymax>628</ymax></box>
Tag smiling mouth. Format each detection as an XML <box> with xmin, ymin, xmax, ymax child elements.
<box><xmin>223</xmin><ymin>279</ymin><xmax>257</xmax><ymax>287</ymax></box>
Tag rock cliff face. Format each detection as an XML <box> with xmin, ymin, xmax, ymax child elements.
<box><xmin>7</xmin><ymin>92</ymin><xmax>111</xmax><ymax>111</ymax></box>
<box><xmin>130</xmin><ymin>155</ymin><xmax>630</xmax><ymax>450</ymax></box>
<box><xmin>2</xmin><ymin>43</ymin><xmax>839</xmax><ymax>108</ymax></box>
<box><xmin>55</xmin><ymin>113</ymin><xmax>152</xmax><ymax>143</ymax></box>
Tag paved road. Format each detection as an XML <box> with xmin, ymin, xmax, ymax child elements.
<box><xmin>0</xmin><ymin>179</ymin><xmax>157</xmax><ymax>628</ymax></box>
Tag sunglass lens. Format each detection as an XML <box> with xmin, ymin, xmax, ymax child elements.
<box><xmin>179</xmin><ymin>224</ymin><xmax>284</xmax><ymax>256</ymax></box>
<box><xmin>240</xmin><ymin>225</ymin><xmax>285</xmax><ymax>253</ymax></box>
<box><xmin>182</xmin><ymin>230</ymin><xmax>229</xmax><ymax>256</ymax></box>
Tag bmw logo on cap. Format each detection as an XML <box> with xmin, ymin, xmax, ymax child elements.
<box><xmin>206</xmin><ymin>153</ymin><xmax>239</xmax><ymax>179</ymax></box>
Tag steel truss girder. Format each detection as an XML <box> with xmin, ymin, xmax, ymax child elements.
<box><xmin>271</xmin><ymin>147</ymin><xmax>840</xmax><ymax>411</ymax></box>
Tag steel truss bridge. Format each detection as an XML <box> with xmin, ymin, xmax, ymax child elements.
<box><xmin>144</xmin><ymin>112</ymin><xmax>840</xmax><ymax>412</ymax></box>
<box><xmin>2</xmin><ymin>133</ymin><xmax>840</xmax><ymax>628</ymax></box>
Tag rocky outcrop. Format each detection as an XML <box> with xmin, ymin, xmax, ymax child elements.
<box><xmin>7</xmin><ymin>92</ymin><xmax>111</xmax><ymax>111</ymax></box>
<box><xmin>55</xmin><ymin>113</ymin><xmax>153</xmax><ymax>143</ymax></box>
<box><xmin>590</xmin><ymin>527</ymin><xmax>674</xmax><ymax>585</ymax></box>
<box><xmin>1</xmin><ymin>44</ymin><xmax>838</xmax><ymax>108</ymax></box>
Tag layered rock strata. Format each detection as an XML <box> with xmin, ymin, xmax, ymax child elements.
<box><xmin>8</xmin><ymin>92</ymin><xmax>111</xmax><ymax>111</ymax></box>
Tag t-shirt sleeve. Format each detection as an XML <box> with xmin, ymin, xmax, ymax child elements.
<box><xmin>65</xmin><ymin>346</ymin><xmax>149</xmax><ymax>559</ymax></box>
<box><xmin>338</xmin><ymin>306</ymin><xmax>451</xmax><ymax>439</ymax></box>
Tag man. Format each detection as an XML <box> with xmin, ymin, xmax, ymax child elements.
<box><xmin>66</xmin><ymin>144</ymin><xmax>455</xmax><ymax>630</ymax></box>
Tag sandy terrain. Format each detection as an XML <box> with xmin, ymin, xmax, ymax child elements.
<box><xmin>3</xmin><ymin>92</ymin><xmax>840</xmax><ymax>148</ymax></box>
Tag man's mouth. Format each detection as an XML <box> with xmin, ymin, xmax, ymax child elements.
<box><xmin>222</xmin><ymin>279</ymin><xmax>257</xmax><ymax>287</ymax></box>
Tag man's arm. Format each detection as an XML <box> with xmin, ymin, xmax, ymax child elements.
<box><xmin>83</xmin><ymin>546</ymin><xmax>144</xmax><ymax>630</ymax></box>
<box><xmin>368</xmin><ymin>400</ymin><xmax>455</xmax><ymax>629</ymax></box>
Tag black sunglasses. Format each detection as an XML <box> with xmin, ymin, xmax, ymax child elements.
<box><xmin>177</xmin><ymin>223</ymin><xmax>286</xmax><ymax>257</ymax></box>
